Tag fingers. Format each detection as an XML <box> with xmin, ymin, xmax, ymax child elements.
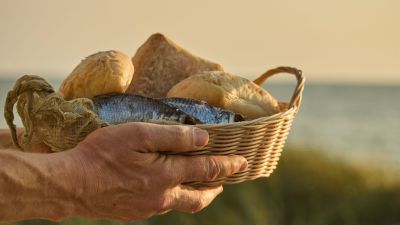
<box><xmin>166</xmin><ymin>155</ymin><xmax>248</xmax><ymax>183</ymax></box>
<box><xmin>109</xmin><ymin>122</ymin><xmax>209</xmax><ymax>152</ymax></box>
<box><xmin>168</xmin><ymin>185</ymin><xmax>223</xmax><ymax>213</ymax></box>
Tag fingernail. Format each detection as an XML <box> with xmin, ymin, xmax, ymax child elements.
<box><xmin>193</xmin><ymin>128</ymin><xmax>209</xmax><ymax>148</ymax></box>
<box><xmin>239</xmin><ymin>158</ymin><xmax>248</xmax><ymax>171</ymax></box>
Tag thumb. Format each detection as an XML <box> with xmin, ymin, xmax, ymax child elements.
<box><xmin>110</xmin><ymin>122</ymin><xmax>209</xmax><ymax>152</ymax></box>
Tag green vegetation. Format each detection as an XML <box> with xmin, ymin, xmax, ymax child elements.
<box><xmin>3</xmin><ymin>148</ymin><xmax>400</xmax><ymax>225</ymax></box>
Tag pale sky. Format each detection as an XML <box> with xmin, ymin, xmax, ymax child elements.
<box><xmin>0</xmin><ymin>0</ymin><xmax>399</xmax><ymax>84</ymax></box>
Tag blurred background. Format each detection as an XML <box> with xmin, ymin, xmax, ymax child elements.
<box><xmin>1</xmin><ymin>0</ymin><xmax>399</xmax><ymax>224</ymax></box>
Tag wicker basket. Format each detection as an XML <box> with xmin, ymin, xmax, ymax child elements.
<box><xmin>172</xmin><ymin>67</ymin><xmax>305</xmax><ymax>186</ymax></box>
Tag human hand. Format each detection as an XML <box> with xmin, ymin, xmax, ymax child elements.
<box><xmin>66</xmin><ymin>122</ymin><xmax>247</xmax><ymax>221</ymax></box>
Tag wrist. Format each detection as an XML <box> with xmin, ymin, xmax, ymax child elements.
<box><xmin>44</xmin><ymin>149</ymin><xmax>91</xmax><ymax>220</ymax></box>
<box><xmin>0</xmin><ymin>150</ymin><xmax>88</xmax><ymax>221</ymax></box>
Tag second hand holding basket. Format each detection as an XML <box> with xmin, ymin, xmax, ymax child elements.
<box><xmin>171</xmin><ymin>67</ymin><xmax>305</xmax><ymax>187</ymax></box>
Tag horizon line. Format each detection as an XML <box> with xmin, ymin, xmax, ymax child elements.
<box><xmin>0</xmin><ymin>74</ymin><xmax>399</xmax><ymax>86</ymax></box>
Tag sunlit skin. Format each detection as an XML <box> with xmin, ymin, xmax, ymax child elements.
<box><xmin>0</xmin><ymin>123</ymin><xmax>247</xmax><ymax>222</ymax></box>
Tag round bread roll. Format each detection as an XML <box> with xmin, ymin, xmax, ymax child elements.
<box><xmin>60</xmin><ymin>50</ymin><xmax>134</xmax><ymax>100</ymax></box>
<box><xmin>167</xmin><ymin>71</ymin><xmax>280</xmax><ymax>119</ymax></box>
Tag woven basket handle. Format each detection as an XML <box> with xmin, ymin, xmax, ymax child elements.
<box><xmin>253</xmin><ymin>66</ymin><xmax>305</xmax><ymax>109</ymax></box>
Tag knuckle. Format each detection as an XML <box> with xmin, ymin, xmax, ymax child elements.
<box><xmin>205</xmin><ymin>158</ymin><xmax>220</xmax><ymax>181</ymax></box>
<box><xmin>133</xmin><ymin>125</ymin><xmax>156</xmax><ymax>151</ymax></box>
<box><xmin>173</xmin><ymin>126</ymin><xmax>189</xmax><ymax>140</ymax></box>
<box><xmin>227</xmin><ymin>158</ymin><xmax>237</xmax><ymax>175</ymax></box>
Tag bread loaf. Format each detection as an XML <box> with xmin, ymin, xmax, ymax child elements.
<box><xmin>60</xmin><ymin>50</ymin><xmax>134</xmax><ymax>100</ymax></box>
<box><xmin>167</xmin><ymin>71</ymin><xmax>280</xmax><ymax>119</ymax></box>
<box><xmin>126</xmin><ymin>33</ymin><xmax>224</xmax><ymax>98</ymax></box>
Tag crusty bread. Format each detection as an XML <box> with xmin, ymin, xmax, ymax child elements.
<box><xmin>126</xmin><ymin>33</ymin><xmax>224</xmax><ymax>98</ymax></box>
<box><xmin>167</xmin><ymin>71</ymin><xmax>280</xmax><ymax>119</ymax></box>
<box><xmin>60</xmin><ymin>50</ymin><xmax>134</xmax><ymax>100</ymax></box>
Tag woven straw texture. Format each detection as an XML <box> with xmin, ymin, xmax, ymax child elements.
<box><xmin>172</xmin><ymin>67</ymin><xmax>305</xmax><ymax>186</ymax></box>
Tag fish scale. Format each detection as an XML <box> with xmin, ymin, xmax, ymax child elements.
<box><xmin>92</xmin><ymin>94</ymin><xmax>243</xmax><ymax>125</ymax></box>
<box><xmin>161</xmin><ymin>97</ymin><xmax>244</xmax><ymax>124</ymax></box>
<box><xmin>93</xmin><ymin>94</ymin><xmax>198</xmax><ymax>125</ymax></box>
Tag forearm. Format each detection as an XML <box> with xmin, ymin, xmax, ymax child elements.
<box><xmin>0</xmin><ymin>150</ymin><xmax>84</xmax><ymax>221</ymax></box>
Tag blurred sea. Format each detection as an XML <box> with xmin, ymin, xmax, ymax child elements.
<box><xmin>0</xmin><ymin>78</ymin><xmax>399</xmax><ymax>170</ymax></box>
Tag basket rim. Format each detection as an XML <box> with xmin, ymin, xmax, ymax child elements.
<box><xmin>194</xmin><ymin>106</ymin><xmax>298</xmax><ymax>128</ymax></box>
